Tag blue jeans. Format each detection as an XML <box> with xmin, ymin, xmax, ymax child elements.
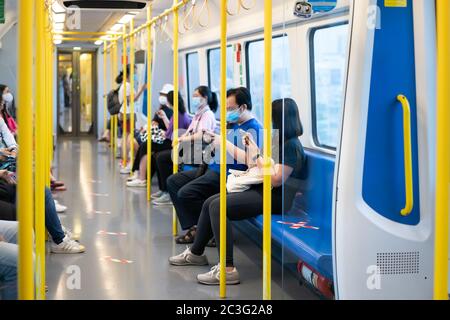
<box><xmin>0</xmin><ymin>220</ymin><xmax>18</xmax><ymax>300</ymax></box>
<box><xmin>44</xmin><ymin>188</ymin><xmax>65</xmax><ymax>244</ymax></box>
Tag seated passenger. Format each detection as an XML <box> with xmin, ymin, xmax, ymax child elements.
<box><xmin>167</xmin><ymin>87</ymin><xmax>262</xmax><ymax>244</ymax></box>
<box><xmin>127</xmin><ymin>91</ymin><xmax>191</xmax><ymax>193</ymax></box>
<box><xmin>0</xmin><ymin>220</ymin><xmax>18</xmax><ymax>300</ymax></box>
<box><xmin>0</xmin><ymin>170</ymin><xmax>85</xmax><ymax>253</ymax></box>
<box><xmin>0</xmin><ymin>85</ymin><xmax>17</xmax><ymax>136</ymax></box>
<box><xmin>169</xmin><ymin>98</ymin><xmax>305</xmax><ymax>286</ymax></box>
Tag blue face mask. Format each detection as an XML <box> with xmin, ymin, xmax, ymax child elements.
<box><xmin>191</xmin><ymin>97</ymin><xmax>203</xmax><ymax>113</ymax></box>
<box><xmin>226</xmin><ymin>107</ymin><xmax>241</xmax><ymax>123</ymax></box>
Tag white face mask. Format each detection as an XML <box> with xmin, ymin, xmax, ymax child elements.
<box><xmin>2</xmin><ymin>93</ymin><xmax>13</xmax><ymax>104</ymax></box>
<box><xmin>159</xmin><ymin>96</ymin><xmax>168</xmax><ymax>106</ymax></box>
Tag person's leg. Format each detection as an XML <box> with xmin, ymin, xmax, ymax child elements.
<box><xmin>166</xmin><ymin>169</ymin><xmax>201</xmax><ymax>230</ymax></box>
<box><xmin>138</xmin><ymin>155</ymin><xmax>148</xmax><ymax>181</ymax></box>
<box><xmin>155</xmin><ymin>149</ymin><xmax>173</xmax><ymax>192</ymax></box>
<box><xmin>132</xmin><ymin>142</ymin><xmax>146</xmax><ymax>173</ymax></box>
<box><xmin>0</xmin><ymin>220</ymin><xmax>18</xmax><ymax>300</ymax></box>
<box><xmin>210</xmin><ymin>190</ymin><xmax>263</xmax><ymax>267</ymax></box>
<box><xmin>0</xmin><ymin>199</ymin><xmax>16</xmax><ymax>221</ymax></box>
<box><xmin>44</xmin><ymin>188</ymin><xmax>65</xmax><ymax>244</ymax></box>
<box><xmin>190</xmin><ymin>194</ymin><xmax>219</xmax><ymax>256</ymax></box>
<box><xmin>0</xmin><ymin>241</ymin><xmax>18</xmax><ymax>300</ymax></box>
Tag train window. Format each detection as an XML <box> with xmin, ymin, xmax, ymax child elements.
<box><xmin>310</xmin><ymin>23</ymin><xmax>349</xmax><ymax>150</ymax></box>
<box><xmin>246</xmin><ymin>35</ymin><xmax>292</xmax><ymax>122</ymax></box>
<box><xmin>207</xmin><ymin>46</ymin><xmax>234</xmax><ymax>115</ymax></box>
<box><xmin>186</xmin><ymin>52</ymin><xmax>200</xmax><ymax>112</ymax></box>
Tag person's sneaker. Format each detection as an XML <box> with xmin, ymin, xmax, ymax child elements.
<box><xmin>54</xmin><ymin>200</ymin><xmax>67</xmax><ymax>213</ymax></box>
<box><xmin>126</xmin><ymin>179</ymin><xmax>147</xmax><ymax>188</ymax></box>
<box><xmin>197</xmin><ymin>264</ymin><xmax>240</xmax><ymax>285</ymax></box>
<box><xmin>153</xmin><ymin>193</ymin><xmax>172</xmax><ymax>206</ymax></box>
<box><xmin>151</xmin><ymin>190</ymin><xmax>164</xmax><ymax>199</ymax></box>
<box><xmin>169</xmin><ymin>247</ymin><xmax>208</xmax><ymax>266</ymax></box>
<box><xmin>50</xmin><ymin>235</ymin><xmax>85</xmax><ymax>254</ymax></box>
<box><xmin>61</xmin><ymin>225</ymin><xmax>79</xmax><ymax>241</ymax></box>
<box><xmin>120</xmin><ymin>165</ymin><xmax>131</xmax><ymax>174</ymax></box>
<box><xmin>127</xmin><ymin>172</ymin><xmax>138</xmax><ymax>182</ymax></box>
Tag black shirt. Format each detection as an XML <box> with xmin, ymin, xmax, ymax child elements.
<box><xmin>152</xmin><ymin>105</ymin><xmax>174</xmax><ymax>131</ymax></box>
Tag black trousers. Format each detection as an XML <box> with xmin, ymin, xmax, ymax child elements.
<box><xmin>167</xmin><ymin>168</ymin><xmax>220</xmax><ymax>230</ymax></box>
<box><xmin>131</xmin><ymin>140</ymin><xmax>172</xmax><ymax>172</ymax></box>
<box><xmin>154</xmin><ymin>149</ymin><xmax>173</xmax><ymax>192</ymax></box>
<box><xmin>191</xmin><ymin>188</ymin><xmax>268</xmax><ymax>267</ymax></box>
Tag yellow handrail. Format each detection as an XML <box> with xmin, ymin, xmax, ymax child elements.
<box><xmin>434</xmin><ymin>0</ymin><xmax>450</xmax><ymax>301</ymax></box>
<box><xmin>18</xmin><ymin>0</ymin><xmax>35</xmax><ymax>300</ymax></box>
<box><xmin>129</xmin><ymin>18</ymin><xmax>136</xmax><ymax>174</ymax></box>
<box><xmin>172</xmin><ymin>0</ymin><xmax>180</xmax><ymax>236</ymax></box>
<box><xmin>122</xmin><ymin>25</ymin><xmax>128</xmax><ymax>168</ymax></box>
<box><xmin>219</xmin><ymin>0</ymin><xmax>227</xmax><ymax>299</ymax></box>
<box><xmin>397</xmin><ymin>95</ymin><xmax>414</xmax><ymax>216</ymax></box>
<box><xmin>35</xmin><ymin>0</ymin><xmax>46</xmax><ymax>300</ymax></box>
<box><xmin>113</xmin><ymin>40</ymin><xmax>119</xmax><ymax>158</ymax></box>
<box><xmin>263</xmin><ymin>0</ymin><xmax>272</xmax><ymax>300</ymax></box>
<box><xmin>103</xmin><ymin>42</ymin><xmax>108</xmax><ymax>133</ymax></box>
<box><xmin>147</xmin><ymin>5</ymin><xmax>153</xmax><ymax>201</ymax></box>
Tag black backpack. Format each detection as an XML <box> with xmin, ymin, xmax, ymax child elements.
<box><xmin>107</xmin><ymin>87</ymin><xmax>122</xmax><ymax>115</ymax></box>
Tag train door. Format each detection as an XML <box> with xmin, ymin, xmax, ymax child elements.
<box><xmin>333</xmin><ymin>0</ymin><xmax>436</xmax><ymax>299</ymax></box>
<box><xmin>57</xmin><ymin>50</ymin><xmax>97</xmax><ymax>136</ymax></box>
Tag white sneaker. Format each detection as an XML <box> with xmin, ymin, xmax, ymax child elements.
<box><xmin>120</xmin><ymin>165</ymin><xmax>131</xmax><ymax>174</ymax></box>
<box><xmin>151</xmin><ymin>190</ymin><xmax>164</xmax><ymax>199</ymax></box>
<box><xmin>54</xmin><ymin>200</ymin><xmax>67</xmax><ymax>213</ymax></box>
<box><xmin>197</xmin><ymin>263</ymin><xmax>240</xmax><ymax>285</ymax></box>
<box><xmin>126</xmin><ymin>179</ymin><xmax>147</xmax><ymax>188</ymax></box>
<box><xmin>127</xmin><ymin>172</ymin><xmax>138</xmax><ymax>182</ymax></box>
<box><xmin>153</xmin><ymin>193</ymin><xmax>172</xmax><ymax>206</ymax></box>
<box><xmin>50</xmin><ymin>235</ymin><xmax>85</xmax><ymax>254</ymax></box>
<box><xmin>169</xmin><ymin>247</ymin><xmax>208</xmax><ymax>266</ymax></box>
<box><xmin>61</xmin><ymin>225</ymin><xmax>79</xmax><ymax>241</ymax></box>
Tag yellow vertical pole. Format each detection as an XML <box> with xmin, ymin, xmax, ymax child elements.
<box><xmin>146</xmin><ymin>5</ymin><xmax>153</xmax><ymax>201</ymax></box>
<box><xmin>34</xmin><ymin>0</ymin><xmax>45</xmax><ymax>300</ymax></box>
<box><xmin>263</xmin><ymin>0</ymin><xmax>272</xmax><ymax>300</ymax></box>
<box><xmin>129</xmin><ymin>19</ymin><xmax>135</xmax><ymax>171</ymax></box>
<box><xmin>104</xmin><ymin>42</ymin><xmax>108</xmax><ymax>133</ymax></box>
<box><xmin>122</xmin><ymin>25</ymin><xmax>128</xmax><ymax>167</ymax></box>
<box><xmin>172</xmin><ymin>0</ymin><xmax>179</xmax><ymax>236</ymax></box>
<box><xmin>219</xmin><ymin>0</ymin><xmax>227</xmax><ymax>299</ymax></box>
<box><xmin>18</xmin><ymin>0</ymin><xmax>35</xmax><ymax>300</ymax></box>
<box><xmin>49</xmin><ymin>39</ymin><xmax>54</xmax><ymax>175</ymax></box>
<box><xmin>43</xmin><ymin>9</ymin><xmax>49</xmax><ymax>188</ymax></box>
<box><xmin>434</xmin><ymin>0</ymin><xmax>450</xmax><ymax>300</ymax></box>
<box><xmin>113</xmin><ymin>40</ymin><xmax>119</xmax><ymax>157</ymax></box>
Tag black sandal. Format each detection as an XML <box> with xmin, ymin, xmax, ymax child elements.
<box><xmin>175</xmin><ymin>226</ymin><xmax>197</xmax><ymax>244</ymax></box>
<box><xmin>206</xmin><ymin>238</ymin><xmax>216</xmax><ymax>248</ymax></box>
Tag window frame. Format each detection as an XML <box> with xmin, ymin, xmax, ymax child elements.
<box><xmin>309</xmin><ymin>22</ymin><xmax>349</xmax><ymax>151</ymax></box>
<box><xmin>206</xmin><ymin>45</ymin><xmax>233</xmax><ymax>90</ymax></box>
<box><xmin>185</xmin><ymin>51</ymin><xmax>200</xmax><ymax>113</ymax></box>
<box><xmin>244</xmin><ymin>34</ymin><xmax>288</xmax><ymax>97</ymax></box>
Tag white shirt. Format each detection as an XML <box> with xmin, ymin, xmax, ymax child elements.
<box><xmin>118</xmin><ymin>82</ymin><xmax>136</xmax><ymax>114</ymax></box>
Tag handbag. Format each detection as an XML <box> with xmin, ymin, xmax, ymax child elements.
<box><xmin>150</xmin><ymin>126</ymin><xmax>165</xmax><ymax>144</ymax></box>
<box><xmin>226</xmin><ymin>167</ymin><xmax>263</xmax><ymax>193</ymax></box>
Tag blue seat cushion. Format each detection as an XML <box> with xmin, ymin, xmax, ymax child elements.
<box><xmin>248</xmin><ymin>214</ymin><xmax>333</xmax><ymax>280</ymax></box>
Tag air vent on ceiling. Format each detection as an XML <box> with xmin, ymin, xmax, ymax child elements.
<box><xmin>63</xmin><ymin>1</ymin><xmax>147</xmax><ymax>9</ymax></box>
<box><xmin>376</xmin><ymin>252</ymin><xmax>420</xmax><ymax>275</ymax></box>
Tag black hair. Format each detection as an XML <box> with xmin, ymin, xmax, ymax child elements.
<box><xmin>115</xmin><ymin>64</ymin><xmax>133</xmax><ymax>85</ymax></box>
<box><xmin>167</xmin><ymin>91</ymin><xmax>187</xmax><ymax>114</ymax></box>
<box><xmin>272</xmin><ymin>98</ymin><xmax>303</xmax><ymax>140</ymax></box>
<box><xmin>226</xmin><ymin>87</ymin><xmax>253</xmax><ymax>111</ymax></box>
<box><xmin>195</xmin><ymin>86</ymin><xmax>218</xmax><ymax>112</ymax></box>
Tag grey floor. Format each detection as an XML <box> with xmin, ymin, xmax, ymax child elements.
<box><xmin>46</xmin><ymin>137</ymin><xmax>317</xmax><ymax>300</ymax></box>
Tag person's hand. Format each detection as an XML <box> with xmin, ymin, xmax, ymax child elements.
<box><xmin>151</xmin><ymin>121</ymin><xmax>159</xmax><ymax>128</ymax></box>
<box><xmin>140</xmin><ymin>84</ymin><xmax>147</xmax><ymax>92</ymax></box>
<box><xmin>206</xmin><ymin>132</ymin><xmax>220</xmax><ymax>147</ymax></box>
<box><xmin>0</xmin><ymin>170</ymin><xmax>15</xmax><ymax>185</ymax></box>
<box><xmin>156</xmin><ymin>110</ymin><xmax>167</xmax><ymax>120</ymax></box>
<box><xmin>0</xmin><ymin>234</ymin><xmax>5</xmax><ymax>242</ymax></box>
<box><xmin>245</xmin><ymin>134</ymin><xmax>260</xmax><ymax>160</ymax></box>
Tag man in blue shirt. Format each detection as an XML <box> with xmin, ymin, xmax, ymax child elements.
<box><xmin>167</xmin><ymin>87</ymin><xmax>262</xmax><ymax>245</ymax></box>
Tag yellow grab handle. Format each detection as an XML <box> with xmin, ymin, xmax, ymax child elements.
<box><xmin>397</xmin><ymin>95</ymin><xmax>414</xmax><ymax>216</ymax></box>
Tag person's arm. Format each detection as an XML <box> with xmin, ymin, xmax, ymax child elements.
<box><xmin>156</xmin><ymin>110</ymin><xmax>170</xmax><ymax>129</ymax></box>
<box><xmin>134</xmin><ymin>84</ymin><xmax>147</xmax><ymax>102</ymax></box>
<box><xmin>0</xmin><ymin>119</ymin><xmax>18</xmax><ymax>152</ymax></box>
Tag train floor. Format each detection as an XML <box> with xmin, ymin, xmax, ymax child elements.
<box><xmin>45</xmin><ymin>137</ymin><xmax>318</xmax><ymax>300</ymax></box>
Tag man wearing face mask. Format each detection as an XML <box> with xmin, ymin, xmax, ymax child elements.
<box><xmin>167</xmin><ymin>87</ymin><xmax>262</xmax><ymax>245</ymax></box>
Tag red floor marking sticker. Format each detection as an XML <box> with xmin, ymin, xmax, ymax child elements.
<box><xmin>97</xmin><ymin>230</ymin><xmax>127</xmax><ymax>236</ymax></box>
<box><xmin>101</xmin><ymin>256</ymin><xmax>133</xmax><ymax>264</ymax></box>
<box><xmin>277</xmin><ymin>221</ymin><xmax>320</xmax><ymax>230</ymax></box>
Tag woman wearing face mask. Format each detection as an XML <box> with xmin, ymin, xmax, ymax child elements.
<box><xmin>169</xmin><ymin>98</ymin><xmax>306</xmax><ymax>286</ymax></box>
<box><xmin>0</xmin><ymin>85</ymin><xmax>17</xmax><ymax>137</ymax></box>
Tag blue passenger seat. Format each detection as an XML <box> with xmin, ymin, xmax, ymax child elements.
<box><xmin>234</xmin><ymin>149</ymin><xmax>335</xmax><ymax>281</ymax></box>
